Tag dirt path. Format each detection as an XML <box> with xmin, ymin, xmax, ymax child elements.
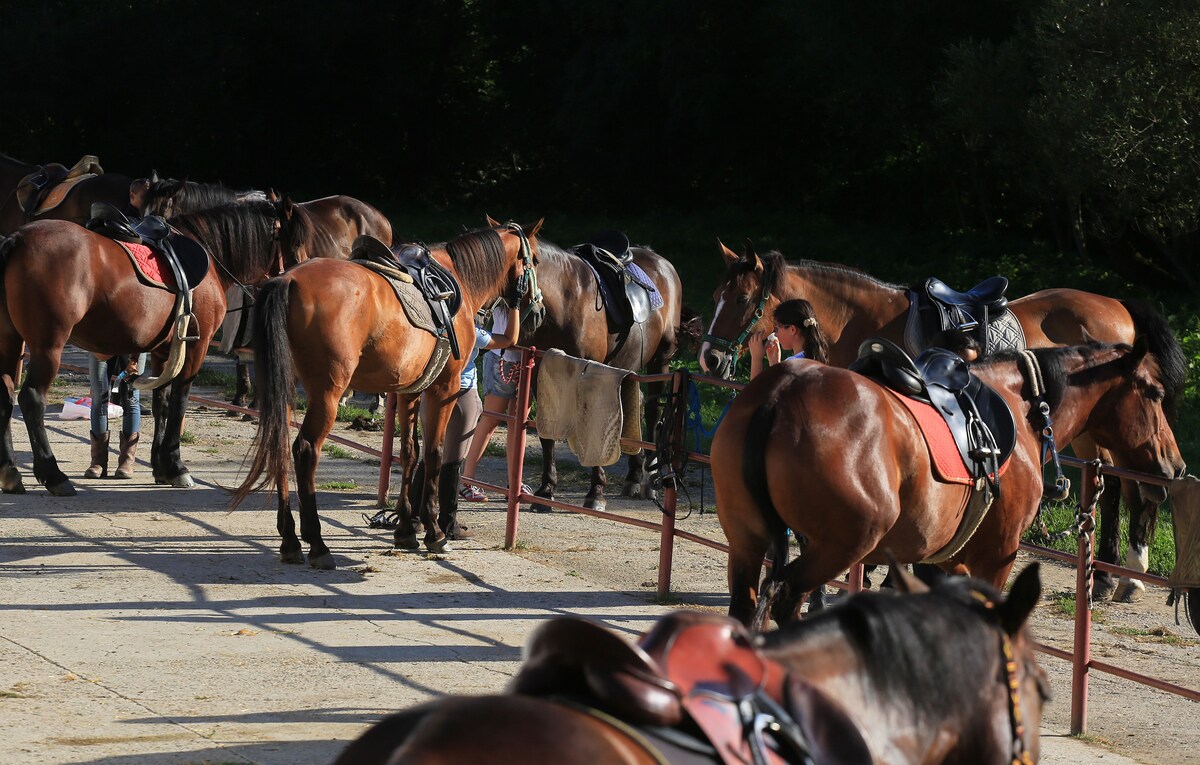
<box><xmin>0</xmin><ymin>353</ymin><xmax>1196</xmax><ymax>764</ymax></box>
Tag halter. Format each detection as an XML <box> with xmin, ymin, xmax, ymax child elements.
<box><xmin>970</xmin><ymin>591</ymin><xmax>1036</xmax><ymax>765</ymax></box>
<box><xmin>504</xmin><ymin>221</ymin><xmax>543</xmax><ymax>323</ymax></box>
<box><xmin>1017</xmin><ymin>349</ymin><xmax>1070</xmax><ymax>500</ymax></box>
<box><xmin>702</xmin><ymin>260</ymin><xmax>773</xmax><ymax>374</ymax></box>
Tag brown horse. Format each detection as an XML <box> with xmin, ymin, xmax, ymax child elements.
<box><xmin>0</xmin><ymin>201</ymin><xmax>292</xmax><ymax>496</ymax></box>
<box><xmin>0</xmin><ymin>152</ymin><xmax>135</xmax><ymax>234</ymax></box>
<box><xmin>504</xmin><ymin>227</ymin><xmax>683</xmax><ymax>510</ymax></box>
<box><xmin>134</xmin><ymin>175</ymin><xmax>395</xmax><ymax>404</ymax></box>
<box><xmin>699</xmin><ymin>244</ymin><xmax>1189</xmax><ymax>602</ymax></box>
<box><xmin>333</xmin><ymin>564</ymin><xmax>1046</xmax><ymax>765</ymax></box>
<box><xmin>711</xmin><ymin>340</ymin><xmax>1184</xmax><ymax>627</ymax></box>
<box><xmin>230</xmin><ymin>222</ymin><xmax>541</xmax><ymax>568</ymax></box>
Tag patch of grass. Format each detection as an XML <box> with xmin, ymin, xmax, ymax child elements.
<box><xmin>319</xmin><ymin>480</ymin><xmax>358</xmax><ymax>490</ymax></box>
<box><xmin>1050</xmin><ymin>592</ymin><xmax>1076</xmax><ymax>619</ymax></box>
<box><xmin>1021</xmin><ymin>492</ymin><xmax>1177</xmax><ymax>577</ymax></box>
<box><xmin>179</xmin><ymin>431</ymin><xmax>196</xmax><ymax>444</ymax></box>
<box><xmin>1109</xmin><ymin>625</ymin><xmax>1198</xmax><ymax>646</ymax></box>
<box><xmin>483</xmin><ymin>441</ymin><xmax>508</xmax><ymax>458</ymax></box>
<box><xmin>322</xmin><ymin>444</ymin><xmax>353</xmax><ymax>459</ymax></box>
<box><xmin>194</xmin><ymin>369</ymin><xmax>237</xmax><ymax>397</ymax></box>
<box><xmin>652</xmin><ymin>591</ymin><xmax>683</xmax><ymax>605</ymax></box>
<box><xmin>337</xmin><ymin>404</ymin><xmax>379</xmax><ymax>423</ymax></box>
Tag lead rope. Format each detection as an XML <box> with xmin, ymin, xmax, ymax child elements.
<box><xmin>1018</xmin><ymin>349</ymin><xmax>1070</xmax><ymax>501</ymax></box>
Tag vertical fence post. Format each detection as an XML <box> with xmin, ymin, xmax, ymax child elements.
<box><xmin>505</xmin><ymin>347</ymin><xmax>536</xmax><ymax>550</ymax></box>
<box><xmin>1071</xmin><ymin>459</ymin><xmax>1099</xmax><ymax>734</ymax></box>
<box><xmin>376</xmin><ymin>392</ymin><xmax>398</xmax><ymax>508</ymax></box>
<box><xmin>657</xmin><ymin>371</ymin><xmax>685</xmax><ymax>597</ymax></box>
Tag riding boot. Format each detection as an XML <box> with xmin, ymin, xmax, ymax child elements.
<box><xmin>83</xmin><ymin>431</ymin><xmax>109</xmax><ymax>479</ymax></box>
<box><xmin>438</xmin><ymin>460</ymin><xmax>474</xmax><ymax>540</ymax></box>
<box><xmin>115</xmin><ymin>432</ymin><xmax>139</xmax><ymax>479</ymax></box>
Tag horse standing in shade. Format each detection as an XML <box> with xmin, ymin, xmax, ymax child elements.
<box><xmin>134</xmin><ymin>174</ymin><xmax>394</xmax><ymax>405</ymax></box>
<box><xmin>0</xmin><ymin>201</ymin><xmax>295</xmax><ymax>495</ymax></box>
<box><xmin>497</xmin><ymin>222</ymin><xmax>683</xmax><ymax>511</ymax></box>
<box><xmin>700</xmin><ymin>243</ymin><xmax>1188</xmax><ymax>604</ymax></box>
<box><xmin>333</xmin><ymin>564</ymin><xmax>1047</xmax><ymax>765</ymax></box>
<box><xmin>230</xmin><ymin>222</ymin><xmax>540</xmax><ymax>567</ymax></box>
<box><xmin>0</xmin><ymin>152</ymin><xmax>136</xmax><ymax>234</ymax></box>
<box><xmin>711</xmin><ymin>339</ymin><xmax>1183</xmax><ymax>627</ymax></box>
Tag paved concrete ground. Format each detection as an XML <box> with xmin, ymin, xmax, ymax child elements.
<box><xmin>0</xmin><ymin>353</ymin><xmax>1149</xmax><ymax>764</ymax></box>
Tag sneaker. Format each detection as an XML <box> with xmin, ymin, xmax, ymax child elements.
<box><xmin>459</xmin><ymin>485</ymin><xmax>488</xmax><ymax>502</ymax></box>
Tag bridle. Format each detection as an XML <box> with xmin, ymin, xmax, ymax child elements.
<box><xmin>504</xmin><ymin>221</ymin><xmax>543</xmax><ymax>322</ymax></box>
<box><xmin>970</xmin><ymin>590</ymin><xmax>1036</xmax><ymax>765</ymax></box>
<box><xmin>702</xmin><ymin>259</ymin><xmax>774</xmax><ymax>375</ymax></box>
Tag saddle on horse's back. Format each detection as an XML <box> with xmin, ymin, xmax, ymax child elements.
<box><xmin>905</xmin><ymin>275</ymin><xmax>1026</xmax><ymax>356</ymax></box>
<box><xmin>510</xmin><ymin>611</ymin><xmax>870</xmax><ymax>765</ymax></box>
<box><xmin>15</xmin><ymin>155</ymin><xmax>105</xmax><ymax>216</ymax></box>
<box><xmin>850</xmin><ymin>337</ymin><xmax>1016</xmax><ymax>489</ymax></box>
<box><xmin>85</xmin><ymin>203</ymin><xmax>209</xmax><ymax>297</ymax></box>
<box><xmin>574</xmin><ymin>229</ymin><xmax>662</xmax><ymax>333</ymax></box>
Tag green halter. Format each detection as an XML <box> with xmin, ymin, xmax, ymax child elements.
<box><xmin>702</xmin><ymin>286</ymin><xmax>771</xmax><ymax>373</ymax></box>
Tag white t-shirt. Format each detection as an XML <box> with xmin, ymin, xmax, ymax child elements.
<box><xmin>487</xmin><ymin>309</ymin><xmax>521</xmax><ymax>362</ymax></box>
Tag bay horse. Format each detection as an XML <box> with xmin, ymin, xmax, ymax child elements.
<box><xmin>229</xmin><ymin>222</ymin><xmax>541</xmax><ymax>568</ymax></box>
<box><xmin>0</xmin><ymin>152</ymin><xmax>135</xmax><ymax>234</ymax></box>
<box><xmin>699</xmin><ymin>244</ymin><xmax>1189</xmax><ymax>603</ymax></box>
<box><xmin>494</xmin><ymin>222</ymin><xmax>683</xmax><ymax>511</ymax></box>
<box><xmin>711</xmin><ymin>339</ymin><xmax>1184</xmax><ymax>627</ymax></box>
<box><xmin>333</xmin><ymin>564</ymin><xmax>1046</xmax><ymax>765</ymax></box>
<box><xmin>0</xmin><ymin>201</ymin><xmax>293</xmax><ymax>496</ymax></box>
<box><xmin>134</xmin><ymin>174</ymin><xmax>394</xmax><ymax>405</ymax></box>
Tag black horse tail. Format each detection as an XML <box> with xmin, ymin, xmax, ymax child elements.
<box><xmin>230</xmin><ymin>277</ymin><xmax>296</xmax><ymax>509</ymax></box>
<box><xmin>0</xmin><ymin>234</ymin><xmax>16</xmax><ymax>283</ymax></box>
<box><xmin>1121</xmin><ymin>298</ymin><xmax>1187</xmax><ymax>421</ymax></box>
<box><xmin>742</xmin><ymin>399</ymin><xmax>792</xmax><ymax>586</ymax></box>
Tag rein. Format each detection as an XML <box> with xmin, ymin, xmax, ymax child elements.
<box><xmin>702</xmin><ymin>261</ymin><xmax>773</xmax><ymax>374</ymax></box>
<box><xmin>971</xmin><ymin>591</ymin><xmax>1035</xmax><ymax>765</ymax></box>
<box><xmin>1017</xmin><ymin>350</ymin><xmax>1070</xmax><ymax>501</ymax></box>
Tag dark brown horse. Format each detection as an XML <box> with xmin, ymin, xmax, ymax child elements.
<box><xmin>498</xmin><ymin>225</ymin><xmax>683</xmax><ymax>510</ymax></box>
<box><xmin>699</xmin><ymin>244</ymin><xmax>1189</xmax><ymax>603</ymax></box>
<box><xmin>0</xmin><ymin>152</ymin><xmax>135</xmax><ymax>234</ymax></box>
<box><xmin>0</xmin><ymin>201</ymin><xmax>292</xmax><ymax>496</ymax></box>
<box><xmin>712</xmin><ymin>340</ymin><xmax>1184</xmax><ymax>627</ymax></box>
<box><xmin>134</xmin><ymin>174</ymin><xmax>395</xmax><ymax>404</ymax></box>
<box><xmin>333</xmin><ymin>565</ymin><xmax>1047</xmax><ymax>765</ymax></box>
<box><xmin>230</xmin><ymin>222</ymin><xmax>541</xmax><ymax>568</ymax></box>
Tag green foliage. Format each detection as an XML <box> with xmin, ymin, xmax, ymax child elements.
<box><xmin>321</xmin><ymin>444</ymin><xmax>353</xmax><ymax>460</ymax></box>
<box><xmin>1022</xmin><ymin>494</ymin><xmax>1177</xmax><ymax>577</ymax></box>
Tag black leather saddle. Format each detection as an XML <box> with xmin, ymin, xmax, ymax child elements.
<box><xmin>85</xmin><ymin>202</ymin><xmax>210</xmax><ymax>293</ymax></box>
<box><xmin>351</xmin><ymin>235</ymin><xmax>463</xmax><ymax>359</ymax></box>
<box><xmin>573</xmin><ymin>229</ymin><xmax>658</xmax><ymax>332</ymax></box>
<box><xmin>850</xmin><ymin>337</ymin><xmax>1016</xmax><ymax>485</ymax></box>
<box><xmin>909</xmin><ymin>275</ymin><xmax>1011</xmax><ymax>350</ymax></box>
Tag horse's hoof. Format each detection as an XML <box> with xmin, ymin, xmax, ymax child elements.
<box><xmin>167</xmin><ymin>473</ymin><xmax>195</xmax><ymax>489</ymax></box>
<box><xmin>394</xmin><ymin>533</ymin><xmax>419</xmax><ymax>550</ymax></box>
<box><xmin>280</xmin><ymin>549</ymin><xmax>305</xmax><ymax>565</ymax></box>
<box><xmin>583</xmin><ymin>496</ymin><xmax>607</xmax><ymax>512</ymax></box>
<box><xmin>622</xmin><ymin>480</ymin><xmax>646</xmax><ymax>499</ymax></box>
<box><xmin>1092</xmin><ymin>576</ymin><xmax>1118</xmax><ymax>603</ymax></box>
<box><xmin>0</xmin><ymin>466</ymin><xmax>25</xmax><ymax>494</ymax></box>
<box><xmin>531</xmin><ymin>490</ymin><xmax>554</xmax><ymax>514</ymax></box>
<box><xmin>46</xmin><ymin>479</ymin><xmax>77</xmax><ymax>497</ymax></box>
<box><xmin>424</xmin><ymin>536</ymin><xmax>451</xmax><ymax>553</ymax></box>
<box><xmin>308</xmin><ymin>552</ymin><xmax>337</xmax><ymax>570</ymax></box>
<box><xmin>1114</xmin><ymin>580</ymin><xmax>1145</xmax><ymax>603</ymax></box>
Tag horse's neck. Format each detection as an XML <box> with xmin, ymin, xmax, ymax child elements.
<box><xmin>784</xmin><ymin>266</ymin><xmax>908</xmax><ymax>366</ymax></box>
<box><xmin>989</xmin><ymin>360</ymin><xmax>1108</xmax><ymax>448</ymax></box>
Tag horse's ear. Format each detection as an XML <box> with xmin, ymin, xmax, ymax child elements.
<box><xmin>999</xmin><ymin>562</ymin><xmax>1041</xmax><ymax>635</ymax></box>
<box><xmin>266</xmin><ymin>188</ymin><xmax>279</xmax><ymax>203</ymax></box>
<box><xmin>718</xmin><ymin>239</ymin><xmax>739</xmax><ymax>267</ymax></box>
<box><xmin>485</xmin><ymin>214</ymin><xmax>502</xmax><ymax>227</ymax></box>
<box><xmin>745</xmin><ymin>240</ymin><xmax>763</xmax><ymax>273</ymax></box>
<box><xmin>151</xmin><ymin>169</ymin><xmax>160</xmax><ymax>183</ymax></box>
<box><xmin>1129</xmin><ymin>335</ymin><xmax>1149</xmax><ymax>364</ymax></box>
<box><xmin>526</xmin><ymin>218</ymin><xmax>544</xmax><ymax>237</ymax></box>
<box><xmin>884</xmin><ymin>551</ymin><xmax>929</xmax><ymax>594</ymax></box>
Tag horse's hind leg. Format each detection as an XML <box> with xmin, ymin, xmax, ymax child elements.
<box><xmin>1115</xmin><ymin>486</ymin><xmax>1160</xmax><ymax>603</ymax></box>
<box><xmin>531</xmin><ymin>436</ymin><xmax>559</xmax><ymax>513</ymax></box>
<box><xmin>0</xmin><ymin>332</ymin><xmax>26</xmax><ymax>493</ymax></box>
<box><xmin>584</xmin><ymin>465</ymin><xmax>608</xmax><ymax>511</ymax></box>
<box><xmin>770</xmin><ymin>540</ymin><xmax>877</xmax><ymax>626</ymax></box>
<box><xmin>293</xmin><ymin>392</ymin><xmax>341</xmax><ymax>569</ymax></box>
<box><xmin>16</xmin><ymin>344</ymin><xmax>75</xmax><ymax>495</ymax></box>
<box><xmin>1093</xmin><ymin>473</ymin><xmax>1123</xmax><ymax>602</ymax></box>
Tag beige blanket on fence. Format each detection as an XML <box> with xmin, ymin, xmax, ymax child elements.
<box><xmin>1168</xmin><ymin>475</ymin><xmax>1200</xmax><ymax>588</ymax></box>
<box><xmin>535</xmin><ymin>349</ymin><xmax>642</xmax><ymax>467</ymax></box>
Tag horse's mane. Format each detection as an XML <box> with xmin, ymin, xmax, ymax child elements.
<box><xmin>1121</xmin><ymin>299</ymin><xmax>1186</xmax><ymax>419</ymax></box>
<box><xmin>732</xmin><ymin>250</ymin><xmax>902</xmax><ymax>295</ymax></box>
<box><xmin>765</xmin><ymin>578</ymin><xmax>1008</xmax><ymax>726</ymax></box>
<box><xmin>170</xmin><ymin>201</ymin><xmax>279</xmax><ymax>281</ymax></box>
<box><xmin>146</xmin><ymin>178</ymin><xmax>267</xmax><ymax>216</ymax></box>
<box><xmin>444</xmin><ymin>227</ymin><xmax>507</xmax><ymax>296</ymax></box>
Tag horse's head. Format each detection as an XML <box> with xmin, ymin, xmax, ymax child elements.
<box><xmin>273</xmin><ymin>194</ymin><xmax>310</xmax><ymax>269</ymax></box>
<box><xmin>137</xmin><ymin>172</ymin><xmax>187</xmax><ymax>218</ymax></box>
<box><xmin>1081</xmin><ymin>338</ymin><xmax>1187</xmax><ymax>503</ymax></box>
<box><xmin>489</xmin><ymin>215</ymin><xmax>546</xmax><ymax>333</ymax></box>
<box><xmin>699</xmin><ymin>239</ymin><xmax>775</xmax><ymax>379</ymax></box>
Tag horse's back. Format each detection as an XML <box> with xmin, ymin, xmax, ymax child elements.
<box><xmin>1009</xmin><ymin>287</ymin><xmax>1133</xmax><ymax>346</ymax></box>
<box><xmin>301</xmin><ymin>194</ymin><xmax>393</xmax><ymax>253</ymax></box>
<box><xmin>335</xmin><ymin>695</ymin><xmax>657</xmax><ymax>765</ymax></box>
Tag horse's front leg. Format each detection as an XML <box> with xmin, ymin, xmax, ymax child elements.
<box><xmin>1114</xmin><ymin>485</ymin><xmax>1160</xmax><ymax>603</ymax></box>
<box><xmin>292</xmin><ymin>392</ymin><xmax>339</xmax><ymax>569</ymax></box>
<box><xmin>393</xmin><ymin>395</ymin><xmax>422</xmax><ymax>550</ymax></box>
<box><xmin>584</xmin><ymin>465</ymin><xmax>608</xmax><ymax>512</ymax></box>
<box><xmin>231</xmin><ymin>358</ymin><xmax>252</xmax><ymax>408</ymax></box>
<box><xmin>154</xmin><ymin>378</ymin><xmax>195</xmax><ymax>488</ymax></box>
<box><xmin>415</xmin><ymin>390</ymin><xmax>456</xmax><ymax>553</ymax></box>
<box><xmin>623</xmin><ymin>376</ymin><xmax>660</xmax><ymax>501</ymax></box>
<box><xmin>1092</xmin><ymin>474</ymin><xmax>1124</xmax><ymax>603</ymax></box>
<box><xmin>0</xmin><ymin>335</ymin><xmax>27</xmax><ymax>493</ymax></box>
<box><xmin>18</xmin><ymin>347</ymin><xmax>73</xmax><ymax>495</ymax></box>
<box><xmin>531</xmin><ymin>436</ymin><xmax>558</xmax><ymax>513</ymax></box>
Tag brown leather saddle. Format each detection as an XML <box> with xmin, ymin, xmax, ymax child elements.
<box><xmin>15</xmin><ymin>155</ymin><xmax>104</xmax><ymax>217</ymax></box>
<box><xmin>510</xmin><ymin>611</ymin><xmax>871</xmax><ymax>764</ymax></box>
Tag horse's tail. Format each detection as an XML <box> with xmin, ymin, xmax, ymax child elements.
<box><xmin>0</xmin><ymin>234</ymin><xmax>16</xmax><ymax>282</ymax></box>
<box><xmin>230</xmin><ymin>277</ymin><xmax>295</xmax><ymax>509</ymax></box>
<box><xmin>1121</xmin><ymin>298</ymin><xmax>1187</xmax><ymax>419</ymax></box>
<box><xmin>742</xmin><ymin>400</ymin><xmax>793</xmax><ymax>584</ymax></box>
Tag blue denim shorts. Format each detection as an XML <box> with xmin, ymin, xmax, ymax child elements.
<box><xmin>481</xmin><ymin>352</ymin><xmax>518</xmax><ymax>398</ymax></box>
